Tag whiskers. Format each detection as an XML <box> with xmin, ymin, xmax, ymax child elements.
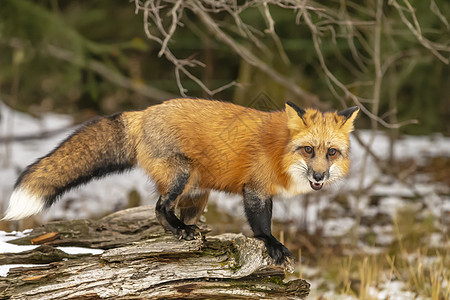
<box><xmin>290</xmin><ymin>162</ymin><xmax>309</xmax><ymax>179</ymax></box>
<box><xmin>279</xmin><ymin>161</ymin><xmax>311</xmax><ymax>196</ymax></box>
<box><xmin>291</xmin><ymin>162</ymin><xmax>308</xmax><ymax>174</ymax></box>
<box><xmin>326</xmin><ymin>165</ymin><xmax>344</xmax><ymax>186</ymax></box>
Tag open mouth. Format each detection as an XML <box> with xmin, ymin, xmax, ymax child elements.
<box><xmin>309</xmin><ymin>181</ymin><xmax>323</xmax><ymax>191</ymax></box>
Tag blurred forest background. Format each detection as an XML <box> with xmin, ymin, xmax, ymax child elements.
<box><xmin>0</xmin><ymin>0</ymin><xmax>449</xmax><ymax>135</ymax></box>
<box><xmin>0</xmin><ymin>1</ymin><xmax>449</xmax><ymax>299</ymax></box>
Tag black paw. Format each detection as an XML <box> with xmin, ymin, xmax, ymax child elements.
<box><xmin>265</xmin><ymin>239</ymin><xmax>294</xmax><ymax>265</ymax></box>
<box><xmin>176</xmin><ymin>224</ymin><xmax>202</xmax><ymax>240</ymax></box>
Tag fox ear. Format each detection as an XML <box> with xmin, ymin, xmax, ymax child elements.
<box><xmin>285</xmin><ymin>102</ymin><xmax>307</xmax><ymax>131</ymax></box>
<box><xmin>338</xmin><ymin>106</ymin><xmax>359</xmax><ymax>132</ymax></box>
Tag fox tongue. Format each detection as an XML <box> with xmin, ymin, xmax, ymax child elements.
<box><xmin>310</xmin><ymin>181</ymin><xmax>323</xmax><ymax>191</ymax></box>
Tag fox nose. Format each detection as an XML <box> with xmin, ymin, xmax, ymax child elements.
<box><xmin>313</xmin><ymin>172</ymin><xmax>325</xmax><ymax>182</ymax></box>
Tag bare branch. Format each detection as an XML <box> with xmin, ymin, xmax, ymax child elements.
<box><xmin>134</xmin><ymin>0</ymin><xmax>440</xmax><ymax>129</ymax></box>
<box><xmin>389</xmin><ymin>0</ymin><xmax>449</xmax><ymax>64</ymax></box>
<box><xmin>191</xmin><ymin>1</ymin><xmax>320</xmax><ymax>106</ymax></box>
<box><xmin>430</xmin><ymin>0</ymin><xmax>449</xmax><ymax>30</ymax></box>
<box><xmin>137</xmin><ymin>0</ymin><xmax>239</xmax><ymax>97</ymax></box>
<box><xmin>299</xmin><ymin>2</ymin><xmax>418</xmax><ymax>129</ymax></box>
<box><xmin>262</xmin><ymin>1</ymin><xmax>290</xmax><ymax>65</ymax></box>
<box><xmin>158</xmin><ymin>0</ymin><xmax>184</xmax><ymax>58</ymax></box>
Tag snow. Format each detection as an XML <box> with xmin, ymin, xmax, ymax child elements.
<box><xmin>323</xmin><ymin>217</ymin><xmax>356</xmax><ymax>238</ymax></box>
<box><xmin>370</xmin><ymin>281</ymin><xmax>418</xmax><ymax>300</ymax></box>
<box><xmin>372</xmin><ymin>225</ymin><xmax>395</xmax><ymax>245</ymax></box>
<box><xmin>55</xmin><ymin>246</ymin><xmax>104</xmax><ymax>255</ymax></box>
<box><xmin>0</xmin><ymin>264</ymin><xmax>49</xmax><ymax>277</ymax></box>
<box><xmin>0</xmin><ymin>230</ymin><xmax>37</xmax><ymax>252</ymax></box>
<box><xmin>0</xmin><ymin>230</ymin><xmax>104</xmax><ymax>277</ymax></box>
<box><xmin>0</xmin><ymin>231</ymin><xmax>105</xmax><ymax>256</ymax></box>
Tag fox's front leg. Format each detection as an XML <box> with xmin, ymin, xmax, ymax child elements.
<box><xmin>243</xmin><ymin>185</ymin><xmax>293</xmax><ymax>265</ymax></box>
<box><xmin>155</xmin><ymin>171</ymin><xmax>200</xmax><ymax>240</ymax></box>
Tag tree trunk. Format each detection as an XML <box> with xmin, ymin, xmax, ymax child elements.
<box><xmin>1</xmin><ymin>206</ymin><xmax>310</xmax><ymax>299</ymax></box>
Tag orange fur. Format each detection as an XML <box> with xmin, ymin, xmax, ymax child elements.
<box><xmin>4</xmin><ymin>98</ymin><xmax>358</xmax><ymax>222</ymax></box>
<box><xmin>127</xmin><ymin>99</ymin><xmax>358</xmax><ymax>197</ymax></box>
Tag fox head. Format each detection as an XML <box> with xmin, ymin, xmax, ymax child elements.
<box><xmin>283</xmin><ymin>102</ymin><xmax>359</xmax><ymax>193</ymax></box>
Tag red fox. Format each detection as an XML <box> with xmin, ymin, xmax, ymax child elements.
<box><xmin>3</xmin><ymin>98</ymin><xmax>358</xmax><ymax>264</ymax></box>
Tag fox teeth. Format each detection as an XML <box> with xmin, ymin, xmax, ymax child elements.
<box><xmin>309</xmin><ymin>181</ymin><xmax>323</xmax><ymax>191</ymax></box>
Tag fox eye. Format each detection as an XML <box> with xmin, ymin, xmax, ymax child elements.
<box><xmin>304</xmin><ymin>146</ymin><xmax>313</xmax><ymax>154</ymax></box>
<box><xmin>328</xmin><ymin>148</ymin><xmax>337</xmax><ymax>156</ymax></box>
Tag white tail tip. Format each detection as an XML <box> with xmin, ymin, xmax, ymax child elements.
<box><xmin>2</xmin><ymin>188</ymin><xmax>45</xmax><ymax>220</ymax></box>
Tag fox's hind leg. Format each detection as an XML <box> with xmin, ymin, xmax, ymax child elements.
<box><xmin>177</xmin><ymin>189</ymin><xmax>209</xmax><ymax>225</ymax></box>
<box><xmin>156</xmin><ymin>179</ymin><xmax>201</xmax><ymax>240</ymax></box>
<box><xmin>145</xmin><ymin>155</ymin><xmax>201</xmax><ymax>240</ymax></box>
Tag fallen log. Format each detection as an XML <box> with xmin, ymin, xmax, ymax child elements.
<box><xmin>1</xmin><ymin>206</ymin><xmax>310</xmax><ymax>299</ymax></box>
<box><xmin>8</xmin><ymin>206</ymin><xmax>166</xmax><ymax>249</ymax></box>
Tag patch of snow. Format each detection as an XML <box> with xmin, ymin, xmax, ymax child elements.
<box><xmin>371</xmin><ymin>280</ymin><xmax>418</xmax><ymax>300</ymax></box>
<box><xmin>323</xmin><ymin>217</ymin><xmax>355</xmax><ymax>238</ymax></box>
<box><xmin>0</xmin><ymin>229</ymin><xmax>104</xmax><ymax>278</ymax></box>
<box><xmin>362</xmin><ymin>206</ymin><xmax>379</xmax><ymax>218</ymax></box>
<box><xmin>0</xmin><ymin>264</ymin><xmax>49</xmax><ymax>277</ymax></box>
<box><xmin>378</xmin><ymin>197</ymin><xmax>408</xmax><ymax>216</ymax></box>
<box><xmin>0</xmin><ymin>102</ymin><xmax>72</xmax><ymax>137</ymax></box>
<box><xmin>298</xmin><ymin>265</ymin><xmax>320</xmax><ymax>278</ymax></box>
<box><xmin>318</xmin><ymin>291</ymin><xmax>357</xmax><ymax>300</ymax></box>
<box><xmin>372</xmin><ymin>225</ymin><xmax>395</xmax><ymax>245</ymax></box>
<box><xmin>0</xmin><ymin>230</ymin><xmax>105</xmax><ymax>256</ymax></box>
<box><xmin>423</xmin><ymin>193</ymin><xmax>449</xmax><ymax>220</ymax></box>
<box><xmin>56</xmin><ymin>246</ymin><xmax>104</xmax><ymax>255</ymax></box>
<box><xmin>358</xmin><ymin>243</ymin><xmax>385</xmax><ymax>255</ymax></box>
<box><xmin>0</xmin><ymin>230</ymin><xmax>38</xmax><ymax>253</ymax></box>
<box><xmin>0</xmin><ymin>240</ymin><xmax>38</xmax><ymax>253</ymax></box>
<box><xmin>427</xmin><ymin>233</ymin><xmax>444</xmax><ymax>248</ymax></box>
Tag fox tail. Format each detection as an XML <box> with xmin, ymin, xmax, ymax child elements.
<box><xmin>3</xmin><ymin>112</ymin><xmax>138</xmax><ymax>220</ymax></box>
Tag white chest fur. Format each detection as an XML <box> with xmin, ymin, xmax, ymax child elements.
<box><xmin>275</xmin><ymin>164</ymin><xmax>312</xmax><ymax>197</ymax></box>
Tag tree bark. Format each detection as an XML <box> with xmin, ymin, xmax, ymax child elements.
<box><xmin>1</xmin><ymin>206</ymin><xmax>310</xmax><ymax>299</ymax></box>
